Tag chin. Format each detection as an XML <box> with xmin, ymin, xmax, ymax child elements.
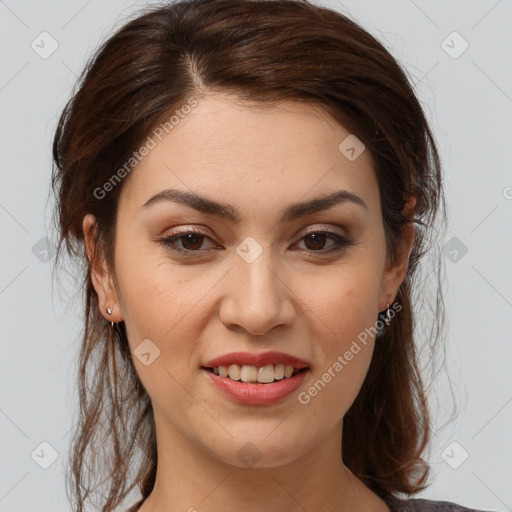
<box><xmin>202</xmin><ymin>429</ymin><xmax>312</xmax><ymax>469</ymax></box>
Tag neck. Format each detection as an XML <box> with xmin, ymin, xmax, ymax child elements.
<box><xmin>137</xmin><ymin>416</ymin><xmax>389</xmax><ymax>512</ymax></box>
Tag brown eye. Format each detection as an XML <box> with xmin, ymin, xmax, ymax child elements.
<box><xmin>294</xmin><ymin>230</ymin><xmax>353</xmax><ymax>253</ymax></box>
<box><xmin>161</xmin><ymin>230</ymin><xmax>214</xmax><ymax>253</ymax></box>
<box><xmin>303</xmin><ymin>232</ymin><xmax>329</xmax><ymax>251</ymax></box>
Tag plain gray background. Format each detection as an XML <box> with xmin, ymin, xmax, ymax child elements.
<box><xmin>0</xmin><ymin>0</ymin><xmax>511</xmax><ymax>511</ymax></box>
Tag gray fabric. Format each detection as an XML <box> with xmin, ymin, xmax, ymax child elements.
<box><xmin>385</xmin><ymin>496</ymin><xmax>499</xmax><ymax>512</ymax></box>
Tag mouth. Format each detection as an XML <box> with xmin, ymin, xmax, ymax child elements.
<box><xmin>202</xmin><ymin>363</ymin><xmax>307</xmax><ymax>384</ymax></box>
<box><xmin>201</xmin><ymin>351</ymin><xmax>310</xmax><ymax>405</ymax></box>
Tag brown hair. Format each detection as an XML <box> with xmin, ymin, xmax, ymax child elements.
<box><xmin>51</xmin><ymin>0</ymin><xmax>448</xmax><ymax>510</ymax></box>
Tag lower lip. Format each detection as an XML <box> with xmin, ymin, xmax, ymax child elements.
<box><xmin>203</xmin><ymin>368</ymin><xmax>309</xmax><ymax>405</ymax></box>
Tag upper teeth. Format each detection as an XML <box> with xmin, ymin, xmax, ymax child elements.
<box><xmin>212</xmin><ymin>364</ymin><xmax>299</xmax><ymax>383</ymax></box>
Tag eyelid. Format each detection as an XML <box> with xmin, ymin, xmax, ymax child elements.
<box><xmin>296</xmin><ymin>223</ymin><xmax>348</xmax><ymax>238</ymax></box>
<box><xmin>161</xmin><ymin>223</ymin><xmax>348</xmax><ymax>242</ymax></box>
<box><xmin>162</xmin><ymin>225</ymin><xmax>212</xmax><ymax>237</ymax></box>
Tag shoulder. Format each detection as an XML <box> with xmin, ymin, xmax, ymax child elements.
<box><xmin>385</xmin><ymin>495</ymin><xmax>500</xmax><ymax>512</ymax></box>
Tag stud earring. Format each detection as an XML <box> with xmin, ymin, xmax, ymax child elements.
<box><xmin>384</xmin><ymin>303</ymin><xmax>391</xmax><ymax>326</ymax></box>
<box><xmin>106</xmin><ymin>306</ymin><xmax>115</xmax><ymax>329</ymax></box>
<box><xmin>376</xmin><ymin>303</ymin><xmax>393</xmax><ymax>337</ymax></box>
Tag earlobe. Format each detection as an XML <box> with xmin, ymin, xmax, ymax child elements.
<box><xmin>378</xmin><ymin>196</ymin><xmax>416</xmax><ymax>309</ymax></box>
<box><xmin>82</xmin><ymin>214</ymin><xmax>122</xmax><ymax>323</ymax></box>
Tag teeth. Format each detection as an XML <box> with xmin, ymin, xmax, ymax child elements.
<box><xmin>240</xmin><ymin>365</ymin><xmax>258</xmax><ymax>383</ymax></box>
<box><xmin>228</xmin><ymin>364</ymin><xmax>241</xmax><ymax>381</ymax></box>
<box><xmin>274</xmin><ymin>363</ymin><xmax>285</xmax><ymax>380</ymax></box>
<box><xmin>258</xmin><ymin>364</ymin><xmax>274</xmax><ymax>383</ymax></box>
<box><xmin>211</xmin><ymin>364</ymin><xmax>301</xmax><ymax>383</ymax></box>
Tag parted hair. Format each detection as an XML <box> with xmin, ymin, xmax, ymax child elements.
<box><xmin>51</xmin><ymin>0</ymin><xmax>448</xmax><ymax>510</ymax></box>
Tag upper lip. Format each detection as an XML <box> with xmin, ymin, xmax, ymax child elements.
<box><xmin>202</xmin><ymin>351</ymin><xmax>309</xmax><ymax>369</ymax></box>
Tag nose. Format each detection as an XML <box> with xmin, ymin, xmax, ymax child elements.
<box><xmin>218</xmin><ymin>246</ymin><xmax>296</xmax><ymax>336</ymax></box>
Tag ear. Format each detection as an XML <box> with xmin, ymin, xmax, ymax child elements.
<box><xmin>378</xmin><ymin>196</ymin><xmax>416</xmax><ymax>311</ymax></box>
<box><xmin>83</xmin><ymin>214</ymin><xmax>123</xmax><ymax>323</ymax></box>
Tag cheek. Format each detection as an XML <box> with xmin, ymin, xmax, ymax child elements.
<box><xmin>114</xmin><ymin>259</ymin><xmax>208</xmax><ymax>413</ymax></box>
<box><xmin>297</xmin><ymin>259</ymin><xmax>382</xmax><ymax>343</ymax></box>
<box><xmin>297</xmin><ymin>297</ymin><xmax>377</xmax><ymax>433</ymax></box>
<box><xmin>293</xmin><ymin>264</ymin><xmax>380</xmax><ymax>414</ymax></box>
<box><xmin>114</xmin><ymin>233</ymin><xmax>186</xmax><ymax>329</ymax></box>
<box><xmin>114</xmin><ymin>245</ymin><xmax>223</xmax><ymax>372</ymax></box>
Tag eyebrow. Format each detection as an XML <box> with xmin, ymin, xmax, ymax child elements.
<box><xmin>142</xmin><ymin>188</ymin><xmax>368</xmax><ymax>223</ymax></box>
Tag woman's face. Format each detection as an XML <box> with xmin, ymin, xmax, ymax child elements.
<box><xmin>85</xmin><ymin>93</ymin><xmax>412</xmax><ymax>469</ymax></box>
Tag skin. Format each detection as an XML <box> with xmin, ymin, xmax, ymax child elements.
<box><xmin>83</xmin><ymin>93</ymin><xmax>415</xmax><ymax>512</ymax></box>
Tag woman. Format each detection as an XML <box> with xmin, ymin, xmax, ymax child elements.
<box><xmin>51</xmin><ymin>0</ymin><xmax>496</xmax><ymax>511</ymax></box>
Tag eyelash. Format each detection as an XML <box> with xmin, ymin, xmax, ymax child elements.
<box><xmin>160</xmin><ymin>228</ymin><xmax>354</xmax><ymax>255</ymax></box>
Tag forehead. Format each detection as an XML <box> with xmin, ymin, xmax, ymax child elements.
<box><xmin>118</xmin><ymin>94</ymin><xmax>379</xmax><ymax>218</ymax></box>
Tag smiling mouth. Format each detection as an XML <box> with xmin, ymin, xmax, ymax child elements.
<box><xmin>202</xmin><ymin>364</ymin><xmax>307</xmax><ymax>384</ymax></box>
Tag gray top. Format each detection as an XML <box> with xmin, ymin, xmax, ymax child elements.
<box><xmin>384</xmin><ymin>495</ymin><xmax>498</xmax><ymax>512</ymax></box>
<box><xmin>125</xmin><ymin>495</ymin><xmax>499</xmax><ymax>511</ymax></box>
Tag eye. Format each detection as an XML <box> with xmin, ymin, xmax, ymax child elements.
<box><xmin>160</xmin><ymin>227</ymin><xmax>353</xmax><ymax>255</ymax></box>
<box><xmin>160</xmin><ymin>228</ymin><xmax>215</xmax><ymax>254</ymax></box>
<box><xmin>292</xmin><ymin>230</ymin><xmax>353</xmax><ymax>253</ymax></box>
